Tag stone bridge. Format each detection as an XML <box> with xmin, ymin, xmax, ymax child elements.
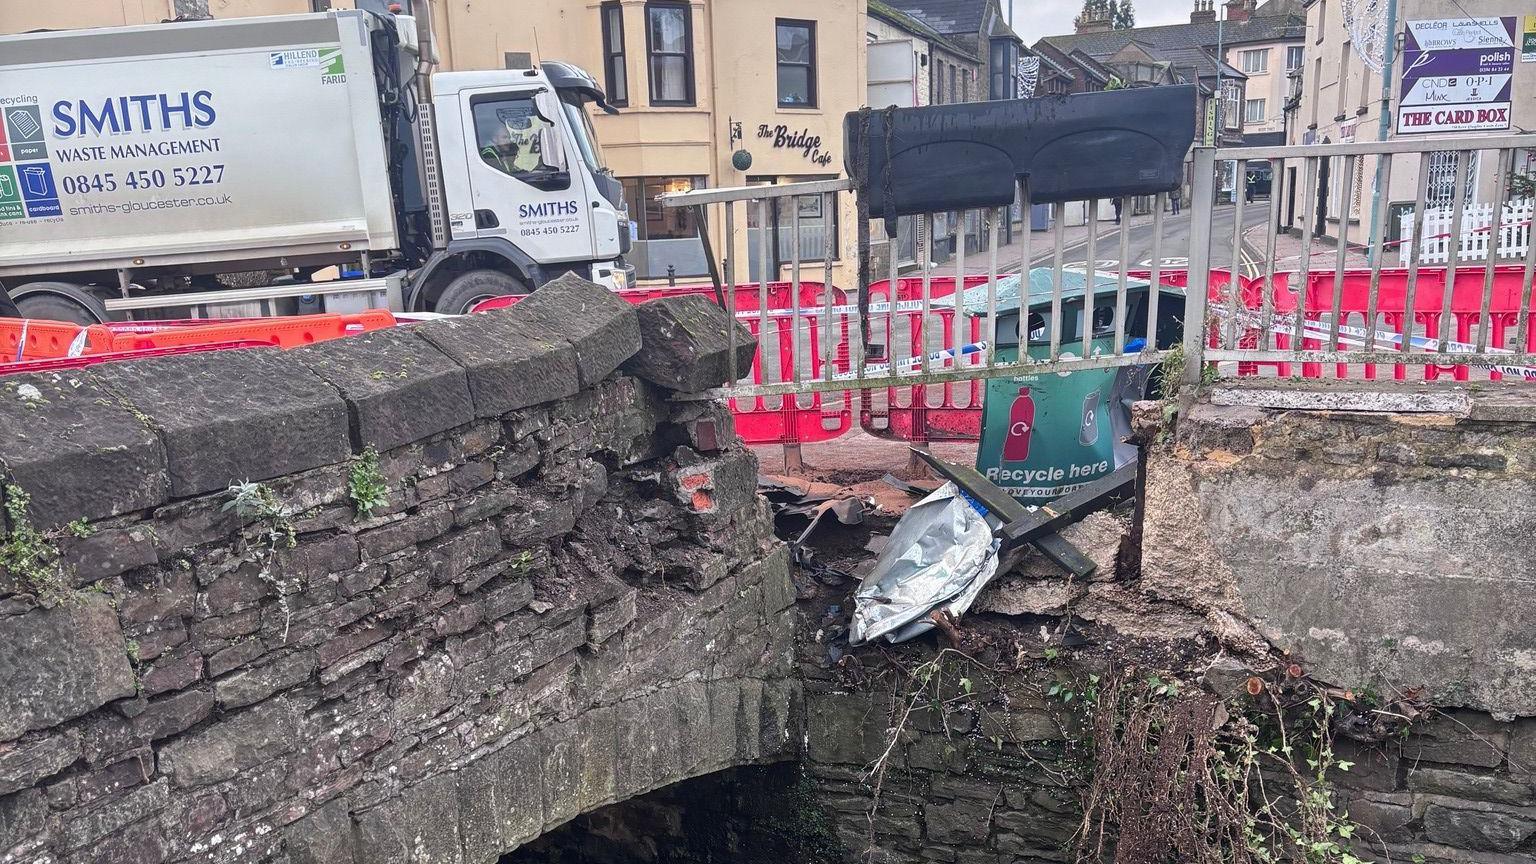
<box><xmin>0</xmin><ymin>278</ymin><xmax>798</xmax><ymax>864</ymax></box>
<box><xmin>2</xmin><ymin>279</ymin><xmax>1534</xmax><ymax>864</ymax></box>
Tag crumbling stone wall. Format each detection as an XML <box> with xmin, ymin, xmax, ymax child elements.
<box><xmin>794</xmin><ymin>382</ymin><xmax>1535</xmax><ymax>864</ymax></box>
<box><xmin>0</xmin><ymin>278</ymin><xmax>798</xmax><ymax>864</ymax></box>
<box><xmin>1141</xmin><ymin>382</ymin><xmax>1536</xmax><ymax>863</ymax></box>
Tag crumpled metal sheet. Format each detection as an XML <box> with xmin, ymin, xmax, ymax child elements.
<box><xmin>849</xmin><ymin>482</ymin><xmax>1001</xmax><ymax>645</ymax></box>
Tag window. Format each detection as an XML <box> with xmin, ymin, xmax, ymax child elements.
<box><xmin>1310</xmin><ymin>57</ymin><xmax>1322</xmax><ymax>124</ymax></box>
<box><xmin>1240</xmin><ymin>49</ymin><xmax>1268</xmax><ymax>74</ymax></box>
<box><xmin>1223</xmin><ymin>81</ymin><xmax>1242</xmax><ymax>130</ymax></box>
<box><xmin>1427</xmin><ymin>151</ymin><xmax>1479</xmax><ymax>208</ymax></box>
<box><xmin>621</xmin><ymin>176</ymin><xmax>708</xmax><ymax>279</ymax></box>
<box><xmin>775</xmin><ymin>19</ymin><xmax>816</xmax><ymax>107</ymax></box>
<box><xmin>559</xmin><ymin>93</ymin><xmax>606</xmax><ymax>173</ymax></box>
<box><xmin>1336</xmin><ymin>40</ymin><xmax>1351</xmax><ymax>118</ymax></box>
<box><xmin>962</xmin><ymin>68</ymin><xmax>972</xmax><ymax>101</ymax></box>
<box><xmin>1245</xmin><ymin>98</ymin><xmax>1266</xmax><ymax>124</ymax></box>
<box><xmin>471</xmin><ymin>95</ymin><xmax>565</xmax><ymax>179</ymax></box>
<box><xmin>601</xmin><ymin>3</ymin><xmax>628</xmax><ymax>107</ymax></box>
<box><xmin>948</xmin><ymin>62</ymin><xmax>958</xmax><ymax>103</ymax></box>
<box><xmin>989</xmin><ymin>38</ymin><xmax>1020</xmax><ymax>100</ymax></box>
<box><xmin>746</xmin><ymin>177</ymin><xmax>840</xmax><ymax>273</ymax></box>
<box><xmin>646</xmin><ymin>2</ymin><xmax>694</xmax><ymax>106</ymax></box>
<box><xmin>1286</xmin><ymin>45</ymin><xmax>1304</xmax><ymax>71</ymax></box>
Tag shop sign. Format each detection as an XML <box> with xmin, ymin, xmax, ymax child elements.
<box><xmin>1396</xmin><ymin>17</ymin><xmax>1516</xmax><ymax>134</ymax></box>
<box><xmin>756</xmin><ymin>124</ymin><xmax>834</xmax><ymax>167</ymax></box>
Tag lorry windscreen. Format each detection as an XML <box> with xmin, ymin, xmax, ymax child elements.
<box><xmin>559</xmin><ymin>94</ymin><xmax>607</xmax><ymax>174</ymax></box>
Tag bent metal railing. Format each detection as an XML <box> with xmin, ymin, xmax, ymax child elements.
<box><xmin>658</xmin><ymin>181</ymin><xmax>1182</xmax><ymax>398</ymax></box>
<box><xmin>659</xmin><ymin>133</ymin><xmax>1536</xmax><ymax>397</ymax></box>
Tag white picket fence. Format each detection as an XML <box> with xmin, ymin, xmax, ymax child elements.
<box><xmin>1399</xmin><ymin>198</ymin><xmax>1534</xmax><ymax>264</ymax></box>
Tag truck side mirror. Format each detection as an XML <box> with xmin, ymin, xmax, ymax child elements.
<box><xmin>524</xmin><ymin>169</ymin><xmax>571</xmax><ymax>192</ymax></box>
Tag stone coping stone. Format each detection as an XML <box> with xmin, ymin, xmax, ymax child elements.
<box><xmin>294</xmin><ymin>326</ymin><xmax>474</xmax><ymax>452</ymax></box>
<box><xmin>509</xmin><ymin>273</ymin><xmax>642</xmax><ymax>388</ymax></box>
<box><xmin>0</xmin><ymin>371</ymin><xmax>167</xmax><ymax>527</ymax></box>
<box><xmin>88</xmin><ymin>348</ymin><xmax>351</xmax><ymax>498</ymax></box>
<box><xmin>624</xmin><ymin>294</ymin><xmax>757</xmax><ymax>393</ymax></box>
<box><xmin>414</xmin><ymin>308</ymin><xmax>580</xmax><ymax>418</ymax></box>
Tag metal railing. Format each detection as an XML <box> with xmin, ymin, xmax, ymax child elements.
<box><xmin>659</xmin><ymin>132</ymin><xmax>1536</xmax><ymax>397</ymax></box>
<box><xmin>659</xmin><ymin>182</ymin><xmax>1182</xmax><ymax>398</ymax></box>
<box><xmin>1193</xmin><ymin>134</ymin><xmax>1536</xmax><ymax>385</ymax></box>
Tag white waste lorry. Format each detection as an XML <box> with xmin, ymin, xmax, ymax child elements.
<box><xmin>0</xmin><ymin>9</ymin><xmax>632</xmax><ymax>321</ymax></box>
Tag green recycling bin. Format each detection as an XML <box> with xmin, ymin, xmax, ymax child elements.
<box><xmin>949</xmin><ymin>269</ymin><xmax>1186</xmax><ymax>502</ymax></box>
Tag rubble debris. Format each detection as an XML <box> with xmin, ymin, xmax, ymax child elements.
<box><xmin>623</xmin><ymin>294</ymin><xmax>757</xmax><ymax>392</ymax></box>
<box><xmin>849</xmin><ymin>482</ymin><xmax>1001</xmax><ymax>645</ymax></box>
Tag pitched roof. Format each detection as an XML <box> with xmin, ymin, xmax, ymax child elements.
<box><xmin>880</xmin><ymin>0</ymin><xmax>990</xmax><ymax>37</ymax></box>
<box><xmin>1025</xmin><ymin>45</ymin><xmax>1075</xmax><ymax>80</ymax></box>
<box><xmin>868</xmin><ymin>0</ymin><xmax>980</xmax><ymax>60</ymax></box>
<box><xmin>1039</xmin><ymin>3</ymin><xmax>1304</xmax><ymax>60</ymax></box>
<box><xmin>1068</xmin><ymin>49</ymin><xmax>1115</xmax><ymax>83</ymax></box>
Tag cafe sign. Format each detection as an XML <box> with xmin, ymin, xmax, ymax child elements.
<box><xmin>756</xmin><ymin>124</ymin><xmax>834</xmax><ymax>167</ymax></box>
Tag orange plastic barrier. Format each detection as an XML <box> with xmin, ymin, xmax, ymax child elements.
<box><xmin>0</xmin><ymin>341</ymin><xmax>274</xmax><ymax>376</ymax></box>
<box><xmin>0</xmin><ymin>318</ymin><xmax>114</xmax><ymax>362</ymax></box>
<box><xmin>110</xmin><ymin>310</ymin><xmax>396</xmax><ymax>352</ymax></box>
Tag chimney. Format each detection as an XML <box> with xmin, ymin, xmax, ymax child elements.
<box><xmin>1076</xmin><ymin>15</ymin><xmax>1112</xmax><ymax>33</ymax></box>
<box><xmin>1225</xmin><ymin>0</ymin><xmax>1256</xmax><ymax>22</ymax></box>
<box><xmin>1075</xmin><ymin>3</ymin><xmax>1113</xmax><ymax>34</ymax></box>
<box><xmin>1190</xmin><ymin>0</ymin><xmax>1216</xmax><ymax>24</ymax></box>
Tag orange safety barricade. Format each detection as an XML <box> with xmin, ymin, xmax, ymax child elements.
<box><xmin>859</xmin><ymin>275</ymin><xmax>992</xmax><ymax>446</ymax></box>
<box><xmin>111</xmin><ymin>310</ymin><xmax>396</xmax><ymax>352</ymax></box>
<box><xmin>0</xmin><ymin>341</ymin><xmax>274</xmax><ymax>376</ymax></box>
<box><xmin>0</xmin><ymin>318</ymin><xmax>114</xmax><ymax>362</ymax></box>
<box><xmin>1275</xmin><ymin>265</ymin><xmax>1535</xmax><ymax>382</ymax></box>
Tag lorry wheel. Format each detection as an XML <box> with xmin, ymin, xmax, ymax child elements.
<box><xmin>434</xmin><ymin>270</ymin><xmax>528</xmax><ymax>315</ymax></box>
<box><xmin>13</xmin><ymin>282</ymin><xmax>110</xmax><ymax>325</ymax></box>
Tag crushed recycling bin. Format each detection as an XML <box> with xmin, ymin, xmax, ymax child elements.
<box><xmin>941</xmin><ymin>268</ymin><xmax>1186</xmax><ymax>502</ymax></box>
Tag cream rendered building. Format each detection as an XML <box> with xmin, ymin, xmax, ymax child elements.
<box><xmin>1289</xmin><ymin>0</ymin><xmax>1536</xmax><ymax>241</ymax></box>
<box><xmin>1</xmin><ymin>0</ymin><xmax>869</xmax><ymax>287</ymax></box>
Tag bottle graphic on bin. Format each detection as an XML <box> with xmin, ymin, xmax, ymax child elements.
<box><xmin>1003</xmin><ymin>387</ymin><xmax>1036</xmax><ymax>462</ymax></box>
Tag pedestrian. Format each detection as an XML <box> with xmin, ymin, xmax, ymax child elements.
<box><xmin>1170</xmin><ymin>187</ymin><xmax>1182</xmax><ymax>215</ymax></box>
<box><xmin>1112</xmin><ymin>197</ymin><xmax>1122</xmax><ymax>224</ymax></box>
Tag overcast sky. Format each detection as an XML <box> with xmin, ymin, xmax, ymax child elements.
<box><xmin>1006</xmin><ymin>0</ymin><xmax>1197</xmax><ymax>44</ymax></box>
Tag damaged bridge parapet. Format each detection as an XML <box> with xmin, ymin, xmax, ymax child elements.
<box><xmin>0</xmin><ymin>278</ymin><xmax>797</xmax><ymax>864</ymax></box>
<box><xmin>1141</xmin><ymin>380</ymin><xmax>1536</xmax><ymax>863</ymax></box>
<box><xmin>1142</xmin><ymin>380</ymin><xmax>1536</xmax><ymax>720</ymax></box>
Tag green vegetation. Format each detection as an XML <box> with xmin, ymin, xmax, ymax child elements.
<box><xmin>0</xmin><ymin>483</ymin><xmax>84</xmax><ymax>605</ymax></box>
<box><xmin>347</xmin><ymin>447</ymin><xmax>389</xmax><ymax>518</ymax></box>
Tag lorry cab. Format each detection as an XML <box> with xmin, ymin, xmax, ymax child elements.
<box><xmin>424</xmin><ymin>62</ymin><xmax>631</xmax><ymax>312</ymax></box>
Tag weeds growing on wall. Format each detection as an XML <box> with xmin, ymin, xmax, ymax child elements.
<box><xmin>856</xmin><ymin>643</ymin><xmax>1407</xmax><ymax>864</ymax></box>
<box><xmin>348</xmin><ymin>447</ymin><xmax>389</xmax><ymax>519</ymax></box>
<box><xmin>224</xmin><ymin>480</ymin><xmax>298</xmax><ymax>640</ymax></box>
<box><xmin>0</xmin><ymin>483</ymin><xmax>92</xmax><ymax>606</ymax></box>
<box><xmin>1076</xmin><ymin>669</ymin><xmax>1380</xmax><ymax>864</ymax></box>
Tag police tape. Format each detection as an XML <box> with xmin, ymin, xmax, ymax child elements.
<box><xmin>828</xmin><ymin>341</ymin><xmax>990</xmax><ymax>382</ymax></box>
<box><xmin>1210</xmin><ymin>307</ymin><xmax>1536</xmax><ymax>381</ymax></box>
<box><xmin>732</xmin><ymin>298</ymin><xmax>947</xmax><ymax>319</ymax></box>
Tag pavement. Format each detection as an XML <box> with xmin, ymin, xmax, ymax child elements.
<box><xmin>929</xmin><ymin>203</ymin><xmax>1271</xmax><ymax>278</ymax></box>
<box><xmin>1243</xmin><ymin>221</ymin><xmax>1373</xmax><ymax>274</ymax></box>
